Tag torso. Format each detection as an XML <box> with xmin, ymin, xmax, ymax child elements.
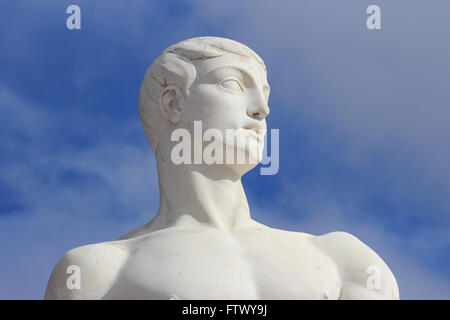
<box><xmin>103</xmin><ymin>226</ymin><xmax>342</xmax><ymax>300</ymax></box>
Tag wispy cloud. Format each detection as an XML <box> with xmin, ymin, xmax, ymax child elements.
<box><xmin>251</xmin><ymin>183</ymin><xmax>450</xmax><ymax>299</ymax></box>
<box><xmin>0</xmin><ymin>83</ymin><xmax>158</xmax><ymax>298</ymax></box>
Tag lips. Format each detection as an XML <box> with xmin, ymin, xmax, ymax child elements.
<box><xmin>242</xmin><ymin>126</ymin><xmax>265</xmax><ymax>142</ymax></box>
<box><xmin>243</xmin><ymin>124</ymin><xmax>265</xmax><ymax>135</ymax></box>
<box><xmin>244</xmin><ymin>129</ymin><xmax>261</xmax><ymax>139</ymax></box>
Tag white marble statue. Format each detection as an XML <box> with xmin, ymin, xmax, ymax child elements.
<box><xmin>44</xmin><ymin>36</ymin><xmax>399</xmax><ymax>300</ymax></box>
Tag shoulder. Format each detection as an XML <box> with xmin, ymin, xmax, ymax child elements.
<box><xmin>312</xmin><ymin>231</ymin><xmax>399</xmax><ymax>299</ymax></box>
<box><xmin>44</xmin><ymin>241</ymin><xmax>129</xmax><ymax>299</ymax></box>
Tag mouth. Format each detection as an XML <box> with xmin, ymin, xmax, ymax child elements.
<box><xmin>243</xmin><ymin>124</ymin><xmax>265</xmax><ymax>135</ymax></box>
<box><xmin>242</xmin><ymin>126</ymin><xmax>265</xmax><ymax>141</ymax></box>
<box><xmin>244</xmin><ymin>129</ymin><xmax>260</xmax><ymax>138</ymax></box>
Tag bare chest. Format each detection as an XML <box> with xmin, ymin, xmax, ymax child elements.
<box><xmin>105</xmin><ymin>231</ymin><xmax>341</xmax><ymax>299</ymax></box>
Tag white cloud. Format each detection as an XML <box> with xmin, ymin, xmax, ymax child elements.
<box><xmin>251</xmin><ymin>185</ymin><xmax>450</xmax><ymax>299</ymax></box>
<box><xmin>0</xmin><ymin>83</ymin><xmax>159</xmax><ymax>298</ymax></box>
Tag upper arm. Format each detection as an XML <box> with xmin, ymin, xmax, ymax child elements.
<box><xmin>44</xmin><ymin>242</ymin><xmax>128</xmax><ymax>300</ymax></box>
<box><xmin>314</xmin><ymin>232</ymin><xmax>399</xmax><ymax>300</ymax></box>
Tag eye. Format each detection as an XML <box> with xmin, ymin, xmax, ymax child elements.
<box><xmin>220</xmin><ymin>78</ymin><xmax>244</xmax><ymax>92</ymax></box>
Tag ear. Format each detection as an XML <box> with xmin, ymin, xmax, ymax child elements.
<box><xmin>160</xmin><ymin>85</ymin><xmax>183</xmax><ymax>124</ymax></box>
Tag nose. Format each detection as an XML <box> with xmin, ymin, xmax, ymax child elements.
<box><xmin>247</xmin><ymin>91</ymin><xmax>270</xmax><ymax>120</ymax></box>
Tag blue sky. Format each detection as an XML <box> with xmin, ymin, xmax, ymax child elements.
<box><xmin>0</xmin><ymin>0</ymin><xmax>449</xmax><ymax>299</ymax></box>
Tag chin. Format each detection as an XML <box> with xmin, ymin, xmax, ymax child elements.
<box><xmin>228</xmin><ymin>150</ymin><xmax>262</xmax><ymax>176</ymax></box>
<box><xmin>225</xmin><ymin>162</ymin><xmax>258</xmax><ymax>178</ymax></box>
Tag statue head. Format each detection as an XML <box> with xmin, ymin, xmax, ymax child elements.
<box><xmin>138</xmin><ymin>36</ymin><xmax>270</xmax><ymax>175</ymax></box>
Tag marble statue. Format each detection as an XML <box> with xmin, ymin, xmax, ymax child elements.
<box><xmin>44</xmin><ymin>36</ymin><xmax>399</xmax><ymax>300</ymax></box>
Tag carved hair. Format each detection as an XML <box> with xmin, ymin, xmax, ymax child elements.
<box><xmin>138</xmin><ymin>36</ymin><xmax>266</xmax><ymax>153</ymax></box>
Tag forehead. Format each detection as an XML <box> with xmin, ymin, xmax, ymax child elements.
<box><xmin>196</xmin><ymin>53</ymin><xmax>268</xmax><ymax>85</ymax></box>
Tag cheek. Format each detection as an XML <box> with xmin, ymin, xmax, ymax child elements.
<box><xmin>186</xmin><ymin>85</ymin><xmax>247</xmax><ymax>129</ymax></box>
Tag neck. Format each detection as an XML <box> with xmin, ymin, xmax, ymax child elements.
<box><xmin>146</xmin><ymin>142</ymin><xmax>255</xmax><ymax>233</ymax></box>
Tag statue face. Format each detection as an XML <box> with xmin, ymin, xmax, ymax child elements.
<box><xmin>177</xmin><ymin>53</ymin><xmax>270</xmax><ymax>172</ymax></box>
